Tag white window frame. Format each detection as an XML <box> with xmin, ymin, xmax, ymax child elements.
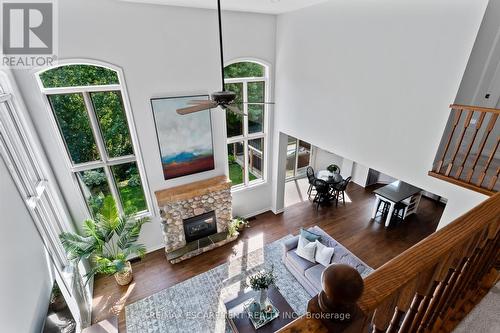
<box><xmin>35</xmin><ymin>60</ymin><xmax>153</xmax><ymax>218</ymax></box>
<box><xmin>224</xmin><ymin>60</ymin><xmax>270</xmax><ymax>190</ymax></box>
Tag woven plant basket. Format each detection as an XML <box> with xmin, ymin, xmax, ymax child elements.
<box><xmin>114</xmin><ymin>261</ymin><xmax>133</xmax><ymax>286</ymax></box>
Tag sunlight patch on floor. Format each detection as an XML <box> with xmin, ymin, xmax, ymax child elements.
<box><xmin>111</xmin><ymin>281</ymin><xmax>136</xmax><ymax>314</ymax></box>
<box><xmin>343</xmin><ymin>192</ymin><xmax>352</xmax><ymax>203</ymax></box>
<box><xmin>225</xmin><ymin>233</ymin><xmax>264</xmax><ymax>280</ymax></box>
<box><xmin>285</xmin><ymin>178</ymin><xmax>310</xmax><ymax>207</ymax></box>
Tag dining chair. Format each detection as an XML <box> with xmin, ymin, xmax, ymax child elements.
<box><xmin>306</xmin><ymin>166</ymin><xmax>316</xmax><ymax>199</ymax></box>
<box><xmin>333</xmin><ymin>176</ymin><xmax>351</xmax><ymax>207</ymax></box>
<box><xmin>313</xmin><ymin>178</ymin><xmax>330</xmax><ymax>209</ymax></box>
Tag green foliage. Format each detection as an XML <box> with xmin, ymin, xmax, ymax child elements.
<box><xmin>327</xmin><ymin>164</ymin><xmax>340</xmax><ymax>173</ymax></box>
<box><xmin>128</xmin><ymin>174</ymin><xmax>141</xmax><ymax>187</ymax></box>
<box><xmin>82</xmin><ymin>169</ymin><xmax>107</xmax><ymax>187</ymax></box>
<box><xmin>247</xmin><ymin>265</ymin><xmax>276</xmax><ymax>291</ymax></box>
<box><xmin>91</xmin><ymin>91</ymin><xmax>133</xmax><ymax>158</ymax></box>
<box><xmin>59</xmin><ymin>196</ymin><xmax>150</xmax><ymax>282</ymax></box>
<box><xmin>224</xmin><ymin>62</ymin><xmax>265</xmax><ymax>79</ymax></box>
<box><xmin>49</xmin><ymin>94</ymin><xmax>100</xmax><ymax>164</ymax></box>
<box><xmin>225</xmin><ymin>110</ymin><xmax>243</xmax><ymax>137</ymax></box>
<box><xmin>247</xmin><ymin>81</ymin><xmax>264</xmax><ymax>103</ymax></box>
<box><xmin>40</xmin><ymin>64</ymin><xmax>119</xmax><ymax>88</ymax></box>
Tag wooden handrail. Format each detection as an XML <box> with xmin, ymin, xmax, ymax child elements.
<box><xmin>358</xmin><ymin>192</ymin><xmax>499</xmax><ymax>312</ymax></box>
<box><xmin>278</xmin><ymin>193</ymin><xmax>500</xmax><ymax>333</ymax></box>
<box><xmin>450</xmin><ymin>104</ymin><xmax>500</xmax><ymax>114</ymax></box>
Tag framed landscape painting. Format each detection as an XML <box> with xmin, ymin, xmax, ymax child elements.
<box><xmin>151</xmin><ymin>95</ymin><xmax>215</xmax><ymax>180</ymax></box>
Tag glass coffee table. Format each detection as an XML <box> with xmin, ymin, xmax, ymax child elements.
<box><xmin>224</xmin><ymin>285</ymin><xmax>297</xmax><ymax>333</ymax></box>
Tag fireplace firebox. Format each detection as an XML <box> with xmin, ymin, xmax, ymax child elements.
<box><xmin>183</xmin><ymin>211</ymin><xmax>217</xmax><ymax>243</ymax></box>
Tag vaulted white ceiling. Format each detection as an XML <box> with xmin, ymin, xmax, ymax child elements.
<box><xmin>118</xmin><ymin>0</ymin><xmax>329</xmax><ymax>14</ymax></box>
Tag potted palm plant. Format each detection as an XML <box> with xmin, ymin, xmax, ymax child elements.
<box><xmin>59</xmin><ymin>196</ymin><xmax>149</xmax><ymax>286</ymax></box>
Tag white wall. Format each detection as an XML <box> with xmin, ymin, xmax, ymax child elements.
<box><xmin>351</xmin><ymin>162</ymin><xmax>370</xmax><ymax>187</ymax></box>
<box><xmin>12</xmin><ymin>0</ymin><xmax>276</xmax><ymax>252</ymax></box>
<box><xmin>311</xmin><ymin>146</ymin><xmax>344</xmax><ymax>171</ymax></box>
<box><xmin>455</xmin><ymin>0</ymin><xmax>500</xmax><ymax>107</ymax></box>
<box><xmin>0</xmin><ymin>157</ymin><xmax>53</xmax><ymax>333</ymax></box>
<box><xmin>275</xmin><ymin>0</ymin><xmax>489</xmax><ymax>228</ymax></box>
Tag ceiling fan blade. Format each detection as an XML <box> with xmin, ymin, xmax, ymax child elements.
<box><xmin>242</xmin><ymin>102</ymin><xmax>275</xmax><ymax>105</ymax></box>
<box><xmin>187</xmin><ymin>100</ymin><xmax>216</xmax><ymax>105</ymax></box>
<box><xmin>177</xmin><ymin>102</ymin><xmax>216</xmax><ymax>115</ymax></box>
<box><xmin>225</xmin><ymin>104</ymin><xmax>247</xmax><ymax>116</ymax></box>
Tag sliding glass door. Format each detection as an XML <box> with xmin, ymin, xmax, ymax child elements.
<box><xmin>286</xmin><ymin>136</ymin><xmax>311</xmax><ymax>180</ymax></box>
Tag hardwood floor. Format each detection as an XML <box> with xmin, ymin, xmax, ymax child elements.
<box><xmin>92</xmin><ymin>183</ymin><xmax>444</xmax><ymax>332</ymax></box>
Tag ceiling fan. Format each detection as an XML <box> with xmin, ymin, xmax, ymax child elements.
<box><xmin>176</xmin><ymin>0</ymin><xmax>274</xmax><ymax>116</ymax></box>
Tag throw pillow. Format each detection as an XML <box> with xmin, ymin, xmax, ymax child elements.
<box><xmin>315</xmin><ymin>240</ymin><xmax>335</xmax><ymax>267</ymax></box>
<box><xmin>300</xmin><ymin>228</ymin><xmax>321</xmax><ymax>242</ymax></box>
<box><xmin>296</xmin><ymin>236</ymin><xmax>317</xmax><ymax>263</ymax></box>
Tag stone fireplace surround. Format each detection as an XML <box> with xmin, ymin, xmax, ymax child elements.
<box><xmin>155</xmin><ymin>176</ymin><xmax>234</xmax><ymax>261</ymax></box>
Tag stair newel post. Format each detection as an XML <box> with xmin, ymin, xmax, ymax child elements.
<box><xmin>306</xmin><ymin>264</ymin><xmax>366</xmax><ymax>332</ymax></box>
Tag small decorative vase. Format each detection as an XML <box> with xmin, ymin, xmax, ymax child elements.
<box><xmin>114</xmin><ymin>261</ymin><xmax>133</xmax><ymax>286</ymax></box>
<box><xmin>248</xmin><ymin>301</ymin><xmax>261</xmax><ymax>318</ymax></box>
<box><xmin>259</xmin><ymin>288</ymin><xmax>268</xmax><ymax>308</ymax></box>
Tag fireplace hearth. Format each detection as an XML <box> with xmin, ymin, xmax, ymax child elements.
<box><xmin>156</xmin><ymin>176</ymin><xmax>233</xmax><ymax>257</ymax></box>
<box><xmin>183</xmin><ymin>211</ymin><xmax>217</xmax><ymax>243</ymax></box>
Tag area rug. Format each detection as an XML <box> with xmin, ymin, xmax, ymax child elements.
<box><xmin>125</xmin><ymin>235</ymin><xmax>311</xmax><ymax>333</ymax></box>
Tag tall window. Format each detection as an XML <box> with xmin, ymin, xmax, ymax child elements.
<box><xmin>225</xmin><ymin>61</ymin><xmax>268</xmax><ymax>188</ymax></box>
<box><xmin>38</xmin><ymin>64</ymin><xmax>149</xmax><ymax>216</ymax></box>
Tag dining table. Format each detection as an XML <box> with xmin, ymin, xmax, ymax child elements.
<box><xmin>371</xmin><ymin>180</ymin><xmax>422</xmax><ymax>227</ymax></box>
<box><xmin>316</xmin><ymin>170</ymin><xmax>343</xmax><ymax>185</ymax></box>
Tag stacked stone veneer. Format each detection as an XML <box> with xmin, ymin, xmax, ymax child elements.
<box><xmin>156</xmin><ymin>176</ymin><xmax>232</xmax><ymax>253</ymax></box>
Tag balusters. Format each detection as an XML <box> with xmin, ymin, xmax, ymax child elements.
<box><xmin>455</xmin><ymin>112</ymin><xmax>486</xmax><ymax>179</ymax></box>
<box><xmin>407</xmin><ymin>270</ymin><xmax>441</xmax><ymax>333</ymax></box>
<box><xmin>435</xmin><ymin>107</ymin><xmax>463</xmax><ymax>172</ymax></box>
<box><xmin>386</xmin><ymin>279</ymin><xmax>418</xmax><ymax>333</ymax></box>
<box><xmin>476</xmin><ymin>136</ymin><xmax>499</xmax><ymax>187</ymax></box>
<box><xmin>371</xmin><ymin>294</ymin><xmax>399</xmax><ymax>333</ymax></box>
<box><xmin>487</xmin><ymin>166</ymin><xmax>499</xmax><ymax>190</ymax></box>
<box><xmin>430</xmin><ymin>104</ymin><xmax>499</xmax><ymax>195</ymax></box>
<box><xmin>444</xmin><ymin>110</ymin><xmax>473</xmax><ymax>176</ymax></box>
<box><xmin>465</xmin><ymin>113</ymin><xmax>498</xmax><ymax>183</ymax></box>
<box><xmin>396</xmin><ymin>269</ymin><xmax>433</xmax><ymax>333</ymax></box>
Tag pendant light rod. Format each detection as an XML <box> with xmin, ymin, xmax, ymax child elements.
<box><xmin>217</xmin><ymin>0</ymin><xmax>225</xmax><ymax>91</ymax></box>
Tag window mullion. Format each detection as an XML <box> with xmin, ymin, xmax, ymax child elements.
<box><xmin>294</xmin><ymin>139</ymin><xmax>300</xmax><ymax>177</ymax></box>
<box><xmin>103</xmin><ymin>165</ymin><xmax>124</xmax><ymax>215</ymax></box>
<box><xmin>82</xmin><ymin>92</ymin><xmax>124</xmax><ymax>215</ymax></box>
<box><xmin>243</xmin><ymin>81</ymin><xmax>249</xmax><ymax>137</ymax></box>
<box><xmin>82</xmin><ymin>92</ymin><xmax>107</xmax><ymax>163</ymax></box>
<box><xmin>242</xmin><ymin>81</ymin><xmax>249</xmax><ymax>185</ymax></box>
<box><xmin>42</xmin><ymin>84</ymin><xmax>122</xmax><ymax>95</ymax></box>
<box><xmin>70</xmin><ymin>160</ymin><xmax>106</xmax><ymax>173</ymax></box>
<box><xmin>243</xmin><ymin>140</ymin><xmax>249</xmax><ymax>186</ymax></box>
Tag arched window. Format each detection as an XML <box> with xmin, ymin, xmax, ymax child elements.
<box><xmin>224</xmin><ymin>60</ymin><xmax>268</xmax><ymax>188</ymax></box>
<box><xmin>38</xmin><ymin>63</ymin><xmax>150</xmax><ymax>216</ymax></box>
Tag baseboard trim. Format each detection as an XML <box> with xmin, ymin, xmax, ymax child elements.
<box><xmin>240</xmin><ymin>207</ymin><xmax>272</xmax><ymax>219</ymax></box>
<box><xmin>272</xmin><ymin>208</ymin><xmax>285</xmax><ymax>215</ymax></box>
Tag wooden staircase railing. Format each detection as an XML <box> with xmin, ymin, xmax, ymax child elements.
<box><xmin>277</xmin><ymin>193</ymin><xmax>500</xmax><ymax>333</ymax></box>
<box><xmin>429</xmin><ymin>104</ymin><xmax>499</xmax><ymax>196</ymax></box>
